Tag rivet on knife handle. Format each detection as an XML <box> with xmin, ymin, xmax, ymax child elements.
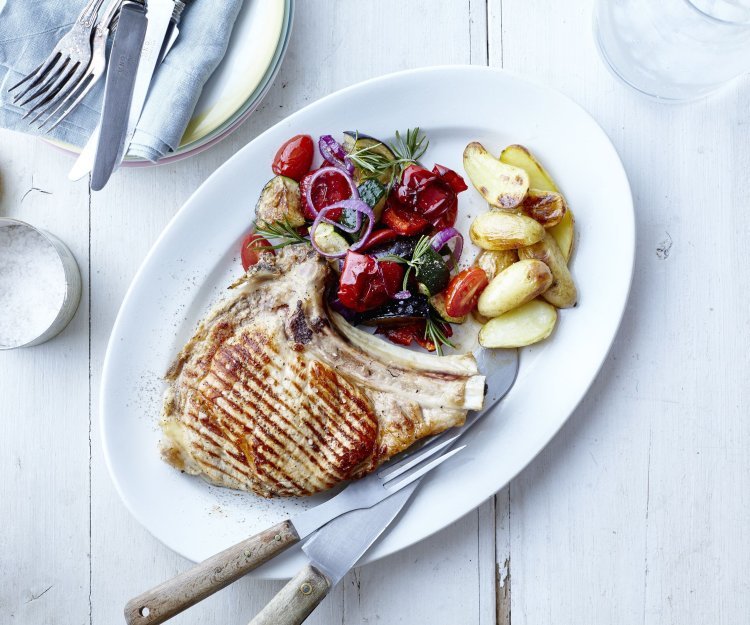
<box><xmin>248</xmin><ymin>564</ymin><xmax>331</xmax><ymax>625</ymax></box>
<box><xmin>123</xmin><ymin>520</ymin><xmax>299</xmax><ymax>625</ymax></box>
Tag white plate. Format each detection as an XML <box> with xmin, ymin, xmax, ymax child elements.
<box><xmin>101</xmin><ymin>66</ymin><xmax>634</xmax><ymax>578</ymax></box>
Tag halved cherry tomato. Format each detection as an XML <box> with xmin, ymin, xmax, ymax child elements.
<box><xmin>338</xmin><ymin>251</ymin><xmax>404</xmax><ymax>312</ymax></box>
<box><xmin>359</xmin><ymin>228</ymin><xmax>399</xmax><ymax>252</ymax></box>
<box><xmin>271</xmin><ymin>134</ymin><xmax>314</xmax><ymax>182</ymax></box>
<box><xmin>240</xmin><ymin>233</ymin><xmax>274</xmax><ymax>271</ymax></box>
<box><xmin>300</xmin><ymin>168</ymin><xmax>353</xmax><ymax>220</ymax></box>
<box><xmin>444</xmin><ymin>267</ymin><xmax>489</xmax><ymax>317</ymax></box>
<box><xmin>382</xmin><ymin>203</ymin><xmax>430</xmax><ymax>236</ymax></box>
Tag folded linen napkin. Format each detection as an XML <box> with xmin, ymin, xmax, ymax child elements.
<box><xmin>0</xmin><ymin>0</ymin><xmax>243</xmax><ymax>161</ymax></box>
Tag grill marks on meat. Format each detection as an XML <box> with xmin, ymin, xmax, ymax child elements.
<box><xmin>161</xmin><ymin>245</ymin><xmax>484</xmax><ymax>497</ymax></box>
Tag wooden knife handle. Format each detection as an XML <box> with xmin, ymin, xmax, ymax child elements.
<box><xmin>249</xmin><ymin>564</ymin><xmax>331</xmax><ymax>625</ymax></box>
<box><xmin>124</xmin><ymin>520</ymin><xmax>299</xmax><ymax>625</ymax></box>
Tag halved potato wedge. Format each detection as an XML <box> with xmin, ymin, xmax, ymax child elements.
<box><xmin>470</xmin><ymin>211</ymin><xmax>545</xmax><ymax>251</ymax></box>
<box><xmin>464</xmin><ymin>142</ymin><xmax>529</xmax><ymax>209</ymax></box>
<box><xmin>499</xmin><ymin>145</ymin><xmax>557</xmax><ymax>192</ymax></box>
<box><xmin>549</xmin><ymin>210</ymin><xmax>575</xmax><ymax>261</ymax></box>
<box><xmin>479</xmin><ymin>299</ymin><xmax>558</xmax><ymax>348</ymax></box>
<box><xmin>518</xmin><ymin>232</ymin><xmax>577</xmax><ymax>308</ymax></box>
<box><xmin>473</xmin><ymin>249</ymin><xmax>518</xmax><ymax>282</ymax></box>
<box><xmin>500</xmin><ymin>145</ymin><xmax>575</xmax><ymax>261</ymax></box>
<box><xmin>521</xmin><ymin>189</ymin><xmax>567</xmax><ymax>228</ymax></box>
<box><xmin>477</xmin><ymin>259</ymin><xmax>553</xmax><ymax>318</ymax></box>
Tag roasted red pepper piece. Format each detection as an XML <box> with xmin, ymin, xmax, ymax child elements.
<box><xmin>382</xmin><ymin>202</ymin><xmax>430</xmax><ymax>236</ymax></box>
<box><xmin>338</xmin><ymin>251</ymin><xmax>405</xmax><ymax>312</ymax></box>
<box><xmin>300</xmin><ymin>168</ymin><xmax>353</xmax><ymax>221</ymax></box>
<box><xmin>376</xmin><ymin>319</ymin><xmax>453</xmax><ymax>351</ymax></box>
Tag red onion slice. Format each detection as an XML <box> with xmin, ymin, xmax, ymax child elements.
<box><xmin>303</xmin><ymin>166</ymin><xmax>359</xmax><ymax>218</ymax></box>
<box><xmin>319</xmin><ymin>135</ymin><xmax>355</xmax><ymax>174</ymax></box>
<box><xmin>394</xmin><ymin>290</ymin><xmax>412</xmax><ymax>300</ymax></box>
<box><xmin>310</xmin><ymin>199</ymin><xmax>375</xmax><ymax>258</ymax></box>
<box><xmin>430</xmin><ymin>227</ymin><xmax>464</xmax><ymax>270</ymax></box>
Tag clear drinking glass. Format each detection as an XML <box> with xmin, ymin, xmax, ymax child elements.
<box><xmin>594</xmin><ymin>0</ymin><xmax>750</xmax><ymax>101</ymax></box>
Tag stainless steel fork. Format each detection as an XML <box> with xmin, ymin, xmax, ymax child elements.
<box><xmin>8</xmin><ymin>0</ymin><xmax>106</xmax><ymax>116</ymax></box>
<box><xmin>37</xmin><ymin>0</ymin><xmax>124</xmax><ymax>131</ymax></box>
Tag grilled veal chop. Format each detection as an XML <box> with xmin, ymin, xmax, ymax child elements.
<box><xmin>160</xmin><ymin>245</ymin><xmax>485</xmax><ymax>497</ymax></box>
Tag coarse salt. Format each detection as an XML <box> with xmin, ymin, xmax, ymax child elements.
<box><xmin>0</xmin><ymin>224</ymin><xmax>66</xmax><ymax>348</ymax></box>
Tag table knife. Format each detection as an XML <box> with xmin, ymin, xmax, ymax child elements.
<box><xmin>249</xmin><ymin>487</ymin><xmax>416</xmax><ymax>625</ymax></box>
<box><xmin>247</xmin><ymin>347</ymin><xmax>519</xmax><ymax>625</ymax></box>
<box><xmin>90</xmin><ymin>1</ymin><xmax>148</xmax><ymax>191</ymax></box>
<box><xmin>72</xmin><ymin>0</ymin><xmax>174</xmax><ymax>183</ymax></box>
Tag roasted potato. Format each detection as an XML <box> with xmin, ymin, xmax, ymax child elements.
<box><xmin>473</xmin><ymin>249</ymin><xmax>518</xmax><ymax>282</ymax></box>
<box><xmin>521</xmin><ymin>189</ymin><xmax>567</xmax><ymax>228</ymax></box>
<box><xmin>499</xmin><ymin>145</ymin><xmax>557</xmax><ymax>192</ymax></box>
<box><xmin>470</xmin><ymin>211</ymin><xmax>545</xmax><ymax>251</ymax></box>
<box><xmin>479</xmin><ymin>299</ymin><xmax>558</xmax><ymax>348</ymax></box>
<box><xmin>463</xmin><ymin>142</ymin><xmax>529</xmax><ymax>209</ymax></box>
<box><xmin>430</xmin><ymin>292</ymin><xmax>466</xmax><ymax>324</ymax></box>
<box><xmin>518</xmin><ymin>232</ymin><xmax>577</xmax><ymax>308</ymax></box>
<box><xmin>472</xmin><ymin>309</ymin><xmax>492</xmax><ymax>324</ymax></box>
<box><xmin>549</xmin><ymin>210</ymin><xmax>575</xmax><ymax>262</ymax></box>
<box><xmin>255</xmin><ymin>175</ymin><xmax>305</xmax><ymax>227</ymax></box>
<box><xmin>500</xmin><ymin>144</ymin><xmax>575</xmax><ymax>261</ymax></box>
<box><xmin>477</xmin><ymin>259</ymin><xmax>553</xmax><ymax>318</ymax></box>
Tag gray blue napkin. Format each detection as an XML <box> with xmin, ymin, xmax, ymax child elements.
<box><xmin>0</xmin><ymin>0</ymin><xmax>243</xmax><ymax>161</ymax></box>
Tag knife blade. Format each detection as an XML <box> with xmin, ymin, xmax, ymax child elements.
<box><xmin>247</xmin><ymin>348</ymin><xmax>519</xmax><ymax>625</ymax></box>
<box><xmin>116</xmin><ymin>0</ymin><xmax>175</xmax><ymax>168</ymax></box>
<box><xmin>90</xmin><ymin>1</ymin><xmax>148</xmax><ymax>191</ymax></box>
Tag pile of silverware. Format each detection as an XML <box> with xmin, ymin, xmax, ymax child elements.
<box><xmin>9</xmin><ymin>0</ymin><xmax>185</xmax><ymax>189</ymax></box>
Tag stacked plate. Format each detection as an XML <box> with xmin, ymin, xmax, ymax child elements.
<box><xmin>51</xmin><ymin>0</ymin><xmax>294</xmax><ymax>166</ymax></box>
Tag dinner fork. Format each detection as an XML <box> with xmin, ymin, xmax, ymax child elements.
<box><xmin>8</xmin><ymin>0</ymin><xmax>107</xmax><ymax>116</ymax></box>
<box><xmin>36</xmin><ymin>0</ymin><xmax>125</xmax><ymax>131</ymax></box>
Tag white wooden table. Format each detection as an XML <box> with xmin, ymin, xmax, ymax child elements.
<box><xmin>2</xmin><ymin>1</ymin><xmax>749</xmax><ymax>623</ymax></box>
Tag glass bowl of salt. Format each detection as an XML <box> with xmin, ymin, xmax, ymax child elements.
<box><xmin>0</xmin><ymin>218</ymin><xmax>82</xmax><ymax>349</ymax></box>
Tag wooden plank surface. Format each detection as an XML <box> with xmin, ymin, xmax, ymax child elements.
<box><xmin>1</xmin><ymin>0</ymin><xmax>749</xmax><ymax>623</ymax></box>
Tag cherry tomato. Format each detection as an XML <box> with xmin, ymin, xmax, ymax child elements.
<box><xmin>338</xmin><ymin>251</ymin><xmax>405</xmax><ymax>312</ymax></box>
<box><xmin>240</xmin><ymin>233</ymin><xmax>274</xmax><ymax>271</ymax></box>
<box><xmin>271</xmin><ymin>134</ymin><xmax>314</xmax><ymax>182</ymax></box>
<box><xmin>444</xmin><ymin>267</ymin><xmax>489</xmax><ymax>317</ymax></box>
<box><xmin>300</xmin><ymin>168</ymin><xmax>353</xmax><ymax>221</ymax></box>
<box><xmin>382</xmin><ymin>203</ymin><xmax>430</xmax><ymax>236</ymax></box>
<box><xmin>359</xmin><ymin>228</ymin><xmax>399</xmax><ymax>252</ymax></box>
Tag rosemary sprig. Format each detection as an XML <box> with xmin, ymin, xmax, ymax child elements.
<box><xmin>424</xmin><ymin>315</ymin><xmax>455</xmax><ymax>356</ymax></box>
<box><xmin>381</xmin><ymin>235</ymin><xmax>433</xmax><ymax>290</ymax></box>
<box><xmin>253</xmin><ymin>219</ymin><xmax>310</xmax><ymax>250</ymax></box>
<box><xmin>346</xmin><ymin>127</ymin><xmax>430</xmax><ymax>188</ymax></box>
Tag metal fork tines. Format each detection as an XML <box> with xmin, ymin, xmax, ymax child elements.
<box><xmin>9</xmin><ymin>0</ymin><xmax>106</xmax><ymax>116</ymax></box>
<box><xmin>292</xmin><ymin>435</ymin><xmax>466</xmax><ymax>538</ymax></box>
